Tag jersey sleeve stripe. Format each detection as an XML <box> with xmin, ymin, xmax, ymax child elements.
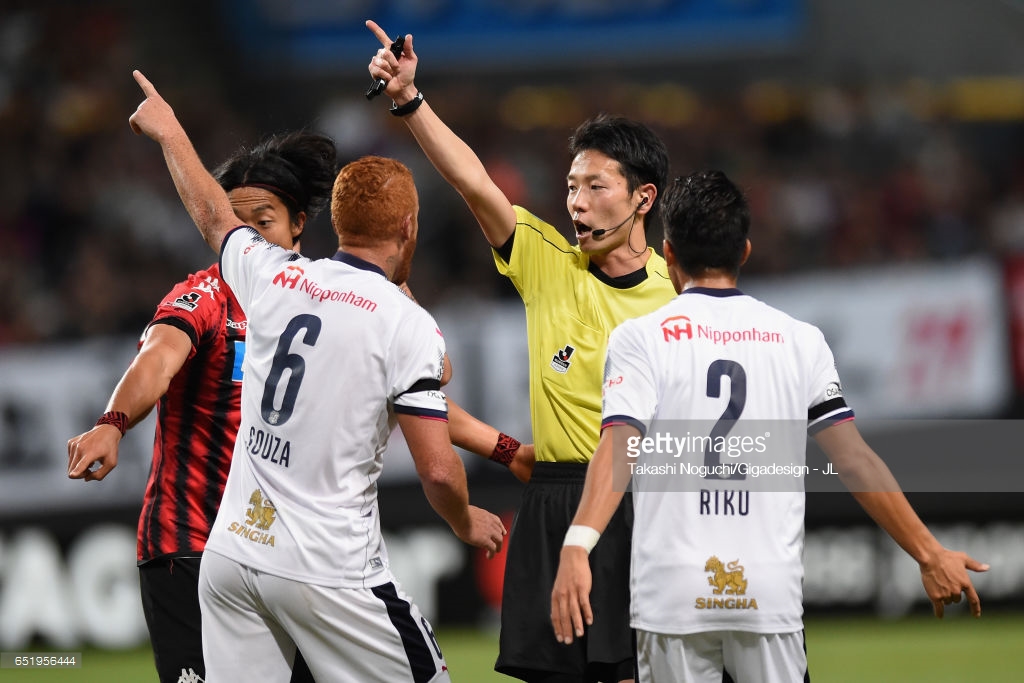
<box><xmin>393</xmin><ymin>406</ymin><xmax>448</xmax><ymax>421</ymax></box>
<box><xmin>149</xmin><ymin>317</ymin><xmax>199</xmax><ymax>348</ymax></box>
<box><xmin>396</xmin><ymin>377</ymin><xmax>442</xmax><ymax>398</ymax></box>
<box><xmin>808</xmin><ymin>410</ymin><xmax>855</xmax><ymax>435</ymax></box>
<box><xmin>601</xmin><ymin>415</ymin><xmax>647</xmax><ymax>437</ymax></box>
<box><xmin>808</xmin><ymin>397</ymin><xmax>849</xmax><ymax>421</ymax></box>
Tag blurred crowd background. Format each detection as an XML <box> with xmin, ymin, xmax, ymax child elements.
<box><xmin>4</xmin><ymin>0</ymin><xmax>1024</xmax><ymax>344</ymax></box>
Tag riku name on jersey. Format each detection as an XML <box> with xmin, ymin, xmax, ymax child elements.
<box><xmin>699</xmin><ymin>489</ymin><xmax>750</xmax><ymax>516</ymax></box>
<box><xmin>247</xmin><ymin>426</ymin><xmax>292</xmax><ymax>467</ymax></box>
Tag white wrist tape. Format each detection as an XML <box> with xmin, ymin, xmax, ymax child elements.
<box><xmin>562</xmin><ymin>525</ymin><xmax>601</xmax><ymax>554</ymax></box>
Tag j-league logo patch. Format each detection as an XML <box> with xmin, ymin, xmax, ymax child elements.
<box><xmin>550</xmin><ymin>344</ymin><xmax>575</xmax><ymax>374</ymax></box>
<box><xmin>171</xmin><ymin>292</ymin><xmax>201</xmax><ymax>311</ymax></box>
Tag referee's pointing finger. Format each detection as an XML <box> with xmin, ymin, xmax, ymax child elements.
<box><xmin>365</xmin><ymin>20</ymin><xmax>391</xmax><ymax>48</ymax></box>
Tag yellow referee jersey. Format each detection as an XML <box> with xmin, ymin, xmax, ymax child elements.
<box><xmin>494</xmin><ymin>206</ymin><xmax>676</xmax><ymax>463</ymax></box>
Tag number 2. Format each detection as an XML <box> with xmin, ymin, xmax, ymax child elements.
<box><xmin>703</xmin><ymin>359</ymin><xmax>746</xmax><ymax>480</ymax></box>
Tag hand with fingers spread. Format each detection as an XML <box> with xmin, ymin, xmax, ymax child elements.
<box><xmin>550</xmin><ymin>546</ymin><xmax>594</xmax><ymax>645</ymax></box>
<box><xmin>365</xmin><ymin>20</ymin><xmax>419</xmax><ymax>104</ymax></box>
<box><xmin>920</xmin><ymin>548</ymin><xmax>989</xmax><ymax>618</ymax></box>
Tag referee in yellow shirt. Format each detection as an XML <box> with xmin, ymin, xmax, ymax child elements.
<box><xmin>367</xmin><ymin>22</ymin><xmax>676</xmax><ymax>683</ymax></box>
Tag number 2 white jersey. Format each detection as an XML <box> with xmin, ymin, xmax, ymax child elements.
<box><xmin>601</xmin><ymin>287</ymin><xmax>853</xmax><ymax>635</ymax></box>
<box><xmin>205</xmin><ymin>227</ymin><xmax>448</xmax><ymax>588</ymax></box>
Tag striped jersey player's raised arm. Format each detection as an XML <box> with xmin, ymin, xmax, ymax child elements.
<box><xmin>128</xmin><ymin>70</ymin><xmax>240</xmax><ymax>253</ymax></box>
<box><xmin>365</xmin><ymin>21</ymin><xmax>516</xmax><ymax>249</ymax></box>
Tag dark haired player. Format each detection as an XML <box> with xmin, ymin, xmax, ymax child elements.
<box><xmin>551</xmin><ymin>170</ymin><xmax>988</xmax><ymax>682</ymax></box>
<box><xmin>123</xmin><ymin>69</ymin><xmax>506</xmax><ymax>681</ymax></box>
<box><xmin>67</xmin><ymin>120</ymin><xmax>532</xmax><ymax>680</ymax></box>
<box><xmin>67</xmin><ymin>129</ymin><xmax>336</xmax><ymax>683</ymax></box>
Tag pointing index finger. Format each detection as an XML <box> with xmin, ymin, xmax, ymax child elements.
<box><xmin>133</xmin><ymin>69</ymin><xmax>157</xmax><ymax>97</ymax></box>
<box><xmin>365</xmin><ymin>20</ymin><xmax>391</xmax><ymax>47</ymax></box>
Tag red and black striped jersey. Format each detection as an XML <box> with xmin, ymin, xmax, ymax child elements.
<box><xmin>137</xmin><ymin>263</ymin><xmax>247</xmax><ymax>562</ymax></box>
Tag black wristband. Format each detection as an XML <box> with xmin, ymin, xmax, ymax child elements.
<box><xmin>390</xmin><ymin>91</ymin><xmax>424</xmax><ymax>117</ymax></box>
<box><xmin>96</xmin><ymin>411</ymin><xmax>129</xmax><ymax>437</ymax></box>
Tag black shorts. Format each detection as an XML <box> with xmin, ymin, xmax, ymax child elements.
<box><xmin>496</xmin><ymin>462</ymin><xmax>635</xmax><ymax>682</ymax></box>
<box><xmin>139</xmin><ymin>556</ymin><xmax>315</xmax><ymax>683</ymax></box>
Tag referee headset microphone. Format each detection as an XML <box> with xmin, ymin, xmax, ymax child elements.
<box><xmin>590</xmin><ymin>195</ymin><xmax>648</xmax><ymax>237</ymax></box>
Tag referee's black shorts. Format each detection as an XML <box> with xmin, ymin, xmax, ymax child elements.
<box><xmin>496</xmin><ymin>462</ymin><xmax>635</xmax><ymax>682</ymax></box>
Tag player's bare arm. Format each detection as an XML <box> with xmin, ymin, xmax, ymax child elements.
<box><xmin>128</xmin><ymin>70</ymin><xmax>239</xmax><ymax>253</ymax></box>
<box><xmin>550</xmin><ymin>425</ymin><xmax>633</xmax><ymax>644</ymax></box>
<box><xmin>815</xmin><ymin>421</ymin><xmax>989</xmax><ymax>617</ymax></box>
<box><xmin>67</xmin><ymin>324</ymin><xmax>192</xmax><ymax>482</ymax></box>
<box><xmin>398</xmin><ymin>413</ymin><xmax>507</xmax><ymax>556</ymax></box>
<box><xmin>365</xmin><ymin>20</ymin><xmax>517</xmax><ymax>248</ymax></box>
<box><xmin>447</xmin><ymin>398</ymin><xmax>535</xmax><ymax>483</ymax></box>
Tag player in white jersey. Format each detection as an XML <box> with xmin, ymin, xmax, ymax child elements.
<box><xmin>551</xmin><ymin>170</ymin><xmax>989</xmax><ymax>682</ymax></box>
<box><xmin>128</xmin><ymin>70</ymin><xmax>506</xmax><ymax>682</ymax></box>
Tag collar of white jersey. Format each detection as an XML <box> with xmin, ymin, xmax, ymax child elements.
<box><xmin>681</xmin><ymin>286</ymin><xmax>744</xmax><ymax>297</ymax></box>
<box><xmin>332</xmin><ymin>250</ymin><xmax>386</xmax><ymax>278</ymax></box>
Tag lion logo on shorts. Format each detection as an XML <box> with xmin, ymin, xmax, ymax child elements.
<box><xmin>246</xmin><ymin>489</ymin><xmax>277</xmax><ymax>530</ymax></box>
<box><xmin>705</xmin><ymin>556</ymin><xmax>747</xmax><ymax>595</ymax></box>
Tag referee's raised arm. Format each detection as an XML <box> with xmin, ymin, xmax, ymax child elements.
<box><xmin>365</xmin><ymin>20</ymin><xmax>516</xmax><ymax>249</ymax></box>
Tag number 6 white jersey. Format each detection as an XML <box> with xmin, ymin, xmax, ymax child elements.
<box><xmin>601</xmin><ymin>287</ymin><xmax>853</xmax><ymax>635</ymax></box>
<box><xmin>205</xmin><ymin>227</ymin><xmax>448</xmax><ymax>588</ymax></box>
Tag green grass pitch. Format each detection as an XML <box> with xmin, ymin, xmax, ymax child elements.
<box><xmin>5</xmin><ymin>613</ymin><xmax>1022</xmax><ymax>681</ymax></box>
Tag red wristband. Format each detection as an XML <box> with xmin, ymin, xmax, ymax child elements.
<box><xmin>490</xmin><ymin>432</ymin><xmax>521</xmax><ymax>467</ymax></box>
<box><xmin>95</xmin><ymin>411</ymin><xmax>129</xmax><ymax>436</ymax></box>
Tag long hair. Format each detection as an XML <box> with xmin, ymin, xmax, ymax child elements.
<box><xmin>213</xmin><ymin>131</ymin><xmax>338</xmax><ymax>241</ymax></box>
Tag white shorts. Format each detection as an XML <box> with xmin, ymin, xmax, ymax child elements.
<box><xmin>637</xmin><ymin>629</ymin><xmax>808</xmax><ymax>683</ymax></box>
<box><xmin>198</xmin><ymin>551</ymin><xmax>450</xmax><ymax>682</ymax></box>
